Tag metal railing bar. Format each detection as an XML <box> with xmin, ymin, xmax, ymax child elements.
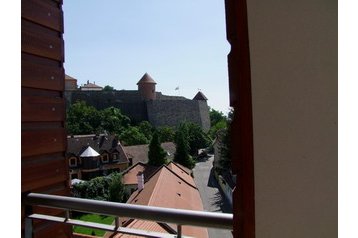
<box><xmin>25</xmin><ymin>193</ymin><xmax>233</xmax><ymax>230</ymax></box>
<box><xmin>28</xmin><ymin>213</ymin><xmax>192</xmax><ymax>238</ymax></box>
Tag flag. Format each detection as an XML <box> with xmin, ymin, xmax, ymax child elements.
<box><xmin>175</xmin><ymin>86</ymin><xmax>179</xmax><ymax>90</ymax></box>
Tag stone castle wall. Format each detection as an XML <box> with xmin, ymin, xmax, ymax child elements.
<box><xmin>65</xmin><ymin>90</ymin><xmax>210</xmax><ymax>130</ymax></box>
<box><xmin>146</xmin><ymin>100</ymin><xmax>210</xmax><ymax>132</ymax></box>
<box><xmin>65</xmin><ymin>91</ymin><xmax>148</xmax><ymax>123</ymax></box>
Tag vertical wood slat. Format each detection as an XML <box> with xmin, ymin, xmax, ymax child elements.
<box><xmin>225</xmin><ymin>0</ymin><xmax>256</xmax><ymax>238</ymax></box>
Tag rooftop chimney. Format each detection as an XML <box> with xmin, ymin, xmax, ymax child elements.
<box><xmin>137</xmin><ymin>172</ymin><xmax>144</xmax><ymax>191</ymax></box>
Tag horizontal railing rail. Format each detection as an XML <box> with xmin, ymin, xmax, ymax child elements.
<box><xmin>24</xmin><ymin>193</ymin><xmax>233</xmax><ymax>238</ymax></box>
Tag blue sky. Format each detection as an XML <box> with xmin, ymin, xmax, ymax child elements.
<box><xmin>63</xmin><ymin>0</ymin><xmax>230</xmax><ymax>113</ymax></box>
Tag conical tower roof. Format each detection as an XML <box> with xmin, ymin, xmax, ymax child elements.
<box><xmin>137</xmin><ymin>73</ymin><xmax>157</xmax><ymax>85</ymax></box>
<box><xmin>193</xmin><ymin>91</ymin><xmax>208</xmax><ymax>101</ymax></box>
<box><xmin>80</xmin><ymin>146</ymin><xmax>100</xmax><ymax>157</ymax></box>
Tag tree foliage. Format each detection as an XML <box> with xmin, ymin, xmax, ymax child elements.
<box><xmin>67</xmin><ymin>101</ymin><xmax>102</xmax><ymax>135</ymax></box>
<box><xmin>148</xmin><ymin>131</ymin><xmax>167</xmax><ymax>166</ymax></box>
<box><xmin>103</xmin><ymin>85</ymin><xmax>115</xmax><ymax>91</ymax></box>
<box><xmin>208</xmin><ymin>108</ymin><xmax>228</xmax><ymax>139</ymax></box>
<box><xmin>209</xmin><ymin>108</ymin><xmax>227</xmax><ymax>126</ymax></box>
<box><xmin>174</xmin><ymin>124</ymin><xmax>195</xmax><ymax>169</ymax></box>
<box><xmin>185</xmin><ymin>122</ymin><xmax>211</xmax><ymax>155</ymax></box>
<box><xmin>108</xmin><ymin>173</ymin><xmax>128</xmax><ymax>202</ymax></box>
<box><xmin>119</xmin><ymin>127</ymin><xmax>149</xmax><ymax>146</ymax></box>
<box><xmin>157</xmin><ymin>126</ymin><xmax>175</xmax><ymax>142</ymax></box>
<box><xmin>100</xmin><ymin>107</ymin><xmax>130</xmax><ymax>134</ymax></box>
<box><xmin>138</xmin><ymin>121</ymin><xmax>153</xmax><ymax>141</ymax></box>
<box><xmin>72</xmin><ymin>173</ymin><xmax>129</xmax><ymax>202</ymax></box>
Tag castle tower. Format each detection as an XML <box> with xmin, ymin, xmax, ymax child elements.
<box><xmin>137</xmin><ymin>73</ymin><xmax>157</xmax><ymax>100</ymax></box>
<box><xmin>193</xmin><ymin>91</ymin><xmax>208</xmax><ymax>101</ymax></box>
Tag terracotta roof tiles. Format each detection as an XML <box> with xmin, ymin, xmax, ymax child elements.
<box><xmin>137</xmin><ymin>73</ymin><xmax>156</xmax><ymax>85</ymax></box>
<box><xmin>118</xmin><ymin>165</ymin><xmax>208</xmax><ymax>238</ymax></box>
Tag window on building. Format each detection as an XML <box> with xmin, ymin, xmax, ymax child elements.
<box><xmin>101</xmin><ymin>154</ymin><xmax>109</xmax><ymax>163</ymax></box>
<box><xmin>113</xmin><ymin>153</ymin><xmax>119</xmax><ymax>162</ymax></box>
<box><xmin>69</xmin><ymin>157</ymin><xmax>77</xmax><ymax>167</ymax></box>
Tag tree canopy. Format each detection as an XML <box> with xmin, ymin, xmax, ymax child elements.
<box><xmin>119</xmin><ymin>127</ymin><xmax>149</xmax><ymax>146</ymax></box>
<box><xmin>174</xmin><ymin>124</ymin><xmax>195</xmax><ymax>169</ymax></box>
<box><xmin>72</xmin><ymin>173</ymin><xmax>129</xmax><ymax>202</ymax></box>
<box><xmin>67</xmin><ymin>101</ymin><xmax>102</xmax><ymax>135</ymax></box>
<box><xmin>148</xmin><ymin>131</ymin><xmax>167</xmax><ymax>166</ymax></box>
<box><xmin>103</xmin><ymin>85</ymin><xmax>115</xmax><ymax>91</ymax></box>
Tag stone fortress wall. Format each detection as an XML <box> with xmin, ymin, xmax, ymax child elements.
<box><xmin>65</xmin><ymin>73</ymin><xmax>211</xmax><ymax>131</ymax></box>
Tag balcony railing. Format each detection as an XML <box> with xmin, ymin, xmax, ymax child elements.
<box><xmin>24</xmin><ymin>193</ymin><xmax>233</xmax><ymax>238</ymax></box>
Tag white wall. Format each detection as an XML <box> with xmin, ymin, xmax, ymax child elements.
<box><xmin>246</xmin><ymin>0</ymin><xmax>337</xmax><ymax>237</ymax></box>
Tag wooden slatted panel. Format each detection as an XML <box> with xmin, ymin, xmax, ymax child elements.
<box><xmin>21</xmin><ymin>0</ymin><xmax>63</xmax><ymax>32</ymax></box>
<box><xmin>22</xmin><ymin>95</ymin><xmax>65</xmax><ymax>122</ymax></box>
<box><xmin>22</xmin><ymin>157</ymin><xmax>68</xmax><ymax>192</ymax></box>
<box><xmin>22</xmin><ymin>53</ymin><xmax>64</xmax><ymax>91</ymax></box>
<box><xmin>21</xmin><ymin>0</ymin><xmax>70</xmax><ymax>236</ymax></box>
<box><xmin>22</xmin><ymin>19</ymin><xmax>64</xmax><ymax>61</ymax></box>
<box><xmin>22</xmin><ymin>128</ymin><xmax>66</xmax><ymax>157</ymax></box>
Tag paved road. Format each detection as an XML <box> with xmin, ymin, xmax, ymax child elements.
<box><xmin>193</xmin><ymin>155</ymin><xmax>232</xmax><ymax>238</ymax></box>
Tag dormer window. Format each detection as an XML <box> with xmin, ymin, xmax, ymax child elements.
<box><xmin>101</xmin><ymin>154</ymin><xmax>109</xmax><ymax>163</ymax></box>
<box><xmin>113</xmin><ymin>153</ymin><xmax>119</xmax><ymax>162</ymax></box>
<box><xmin>69</xmin><ymin>157</ymin><xmax>77</xmax><ymax>167</ymax></box>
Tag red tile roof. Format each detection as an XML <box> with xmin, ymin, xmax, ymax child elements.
<box><xmin>123</xmin><ymin>142</ymin><xmax>176</xmax><ymax>165</ymax></box>
<box><xmin>137</xmin><ymin>73</ymin><xmax>157</xmax><ymax>85</ymax></box>
<box><xmin>114</xmin><ymin>165</ymin><xmax>208</xmax><ymax>238</ymax></box>
<box><xmin>166</xmin><ymin>162</ymin><xmax>196</xmax><ymax>188</ymax></box>
<box><xmin>122</xmin><ymin>162</ymin><xmax>158</xmax><ymax>186</ymax></box>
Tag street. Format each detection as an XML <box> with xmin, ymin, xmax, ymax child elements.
<box><xmin>193</xmin><ymin>155</ymin><xmax>233</xmax><ymax>238</ymax></box>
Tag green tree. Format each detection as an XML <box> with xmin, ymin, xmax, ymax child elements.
<box><xmin>138</xmin><ymin>121</ymin><xmax>153</xmax><ymax>141</ymax></box>
<box><xmin>72</xmin><ymin>173</ymin><xmax>129</xmax><ymax>203</ymax></box>
<box><xmin>103</xmin><ymin>85</ymin><xmax>115</xmax><ymax>91</ymax></box>
<box><xmin>119</xmin><ymin>127</ymin><xmax>149</xmax><ymax>146</ymax></box>
<box><xmin>174</xmin><ymin>126</ymin><xmax>195</xmax><ymax>169</ymax></box>
<box><xmin>208</xmin><ymin>108</ymin><xmax>229</xmax><ymax>139</ymax></box>
<box><xmin>100</xmin><ymin>107</ymin><xmax>130</xmax><ymax>134</ymax></box>
<box><xmin>186</xmin><ymin>122</ymin><xmax>211</xmax><ymax>155</ymax></box>
<box><xmin>67</xmin><ymin>101</ymin><xmax>102</xmax><ymax>135</ymax></box>
<box><xmin>148</xmin><ymin>131</ymin><xmax>167</xmax><ymax>166</ymax></box>
<box><xmin>108</xmin><ymin>173</ymin><xmax>129</xmax><ymax>202</ymax></box>
<box><xmin>209</xmin><ymin>108</ymin><xmax>227</xmax><ymax>126</ymax></box>
<box><xmin>157</xmin><ymin>126</ymin><xmax>175</xmax><ymax>142</ymax></box>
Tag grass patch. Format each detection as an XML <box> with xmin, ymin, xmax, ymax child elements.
<box><xmin>73</xmin><ymin>213</ymin><xmax>115</xmax><ymax>236</ymax></box>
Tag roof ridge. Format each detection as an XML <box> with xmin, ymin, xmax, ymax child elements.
<box><xmin>121</xmin><ymin>162</ymin><xmax>146</xmax><ymax>175</ymax></box>
<box><xmin>169</xmin><ymin>161</ymin><xmax>190</xmax><ymax>175</ymax></box>
<box><xmin>147</xmin><ymin>165</ymin><xmax>166</xmax><ymax>205</ymax></box>
<box><xmin>163</xmin><ymin>165</ymin><xmax>198</xmax><ymax>190</ymax></box>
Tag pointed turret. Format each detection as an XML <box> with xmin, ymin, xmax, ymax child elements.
<box><xmin>137</xmin><ymin>73</ymin><xmax>157</xmax><ymax>100</ymax></box>
<box><xmin>193</xmin><ymin>91</ymin><xmax>208</xmax><ymax>101</ymax></box>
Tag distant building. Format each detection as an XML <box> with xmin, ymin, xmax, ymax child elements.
<box><xmin>65</xmin><ymin>73</ymin><xmax>211</xmax><ymax>131</ymax></box>
<box><xmin>67</xmin><ymin>134</ymin><xmax>129</xmax><ymax>180</ymax></box>
<box><xmin>122</xmin><ymin>161</ymin><xmax>193</xmax><ymax>194</ymax></box>
<box><xmin>109</xmin><ymin>164</ymin><xmax>208</xmax><ymax>238</ymax></box>
<box><xmin>80</xmin><ymin>80</ymin><xmax>103</xmax><ymax>91</ymax></box>
<box><xmin>65</xmin><ymin>74</ymin><xmax>78</xmax><ymax>91</ymax></box>
<box><xmin>121</xmin><ymin>162</ymin><xmax>158</xmax><ymax>193</ymax></box>
<box><xmin>123</xmin><ymin>142</ymin><xmax>176</xmax><ymax>166</ymax></box>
